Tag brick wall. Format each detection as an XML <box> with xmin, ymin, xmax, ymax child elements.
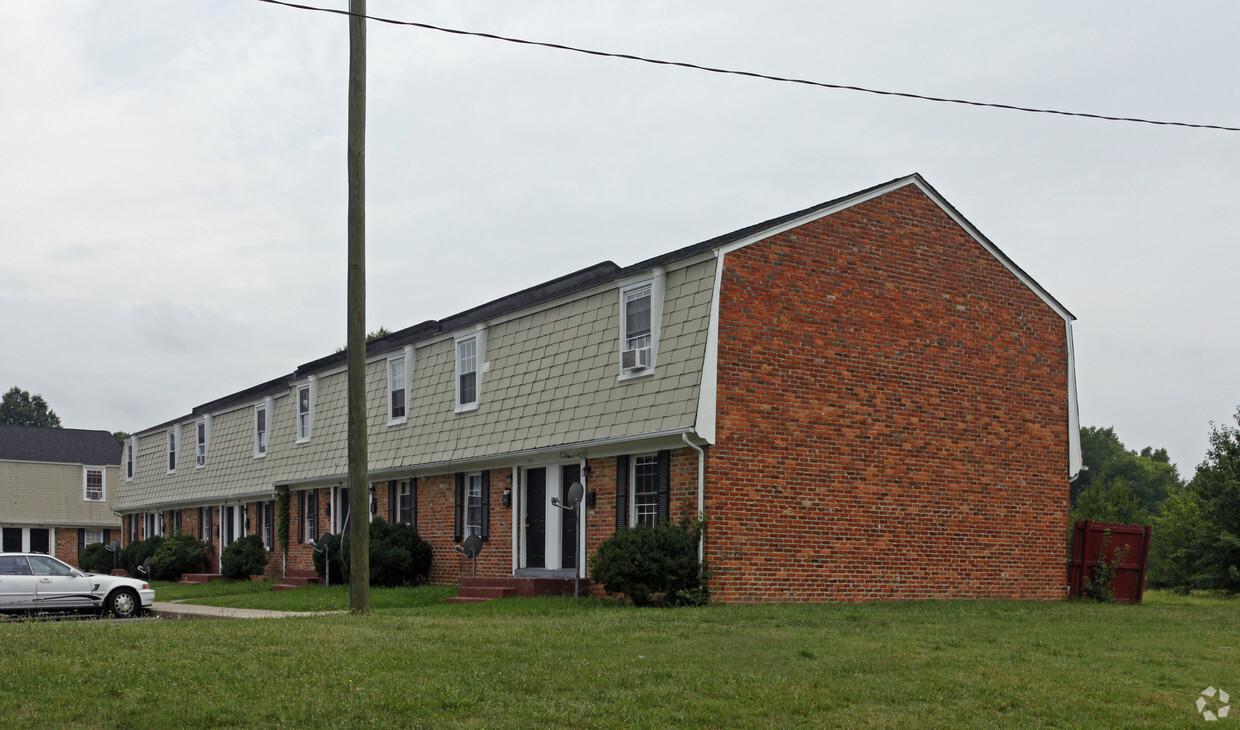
<box><xmin>706</xmin><ymin>185</ymin><xmax>1070</xmax><ymax>602</ymax></box>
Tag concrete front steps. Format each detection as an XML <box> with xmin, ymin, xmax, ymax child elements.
<box><xmin>272</xmin><ymin>568</ymin><xmax>325</xmax><ymax>591</ymax></box>
<box><xmin>448</xmin><ymin>576</ymin><xmax>587</xmax><ymax>604</ymax></box>
<box><xmin>177</xmin><ymin>573</ymin><xmax>225</xmax><ymax>586</ymax></box>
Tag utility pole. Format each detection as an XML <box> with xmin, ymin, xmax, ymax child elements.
<box><xmin>346</xmin><ymin>0</ymin><xmax>370</xmax><ymax>615</ymax></box>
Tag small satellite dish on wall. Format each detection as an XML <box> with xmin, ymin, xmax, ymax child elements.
<box><xmin>460</xmin><ymin>533</ymin><xmax>483</xmax><ymax>559</ymax></box>
<box><xmin>566</xmin><ymin>481</ymin><xmax>585</xmax><ymax>507</ymax></box>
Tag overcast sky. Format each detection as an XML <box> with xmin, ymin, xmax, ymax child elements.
<box><xmin>2</xmin><ymin>1</ymin><xmax>1237</xmax><ymax>476</ymax></box>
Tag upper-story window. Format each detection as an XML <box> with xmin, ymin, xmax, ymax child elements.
<box><xmin>83</xmin><ymin>468</ymin><xmax>104</xmax><ymax>502</ymax></box>
<box><xmin>254</xmin><ymin>403</ymin><xmax>268</xmax><ymax>457</ymax></box>
<box><xmin>195</xmin><ymin>420</ymin><xmax>207</xmax><ymax>468</ymax></box>
<box><xmin>166</xmin><ymin>428</ymin><xmax>178</xmax><ymax>474</ymax></box>
<box><xmin>455</xmin><ymin>336</ymin><xmax>479</xmax><ymax>412</ymax></box>
<box><xmin>296</xmin><ymin>380</ymin><xmax>315</xmax><ymax>443</ymax></box>
<box><xmin>388</xmin><ymin>355</ymin><xmax>407</xmax><ymax>423</ymax></box>
<box><xmin>125</xmin><ymin>439</ymin><xmax>134</xmax><ymax>481</ymax></box>
<box><xmin>619</xmin><ymin>276</ymin><xmax>661</xmax><ymax>378</ymax></box>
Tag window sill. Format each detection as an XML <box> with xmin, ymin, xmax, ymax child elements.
<box><xmin>455</xmin><ymin>403</ymin><xmax>479</xmax><ymax>414</ymax></box>
<box><xmin>617</xmin><ymin>368</ymin><xmax>655</xmax><ymax>383</ymax></box>
<box><xmin>387</xmin><ymin>417</ymin><xmax>408</xmax><ymax>427</ymax></box>
<box><xmin>254</xmin><ymin>452</ymin><xmax>267</xmax><ymax>460</ymax></box>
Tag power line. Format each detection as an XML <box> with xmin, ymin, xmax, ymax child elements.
<box><xmin>257</xmin><ymin>0</ymin><xmax>1240</xmax><ymax>133</ymax></box>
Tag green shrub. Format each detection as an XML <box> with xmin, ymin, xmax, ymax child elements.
<box><xmin>151</xmin><ymin>532</ymin><xmax>209</xmax><ymax>581</ymax></box>
<box><xmin>119</xmin><ymin>536</ymin><xmax>164</xmax><ymax>578</ymax></box>
<box><xmin>78</xmin><ymin>542</ymin><xmax>114</xmax><ymax>573</ymax></box>
<box><xmin>221</xmin><ymin>535</ymin><xmax>269</xmax><ymax>580</ymax></box>
<box><xmin>338</xmin><ymin>519</ymin><xmax>433</xmax><ymax>587</ymax></box>
<box><xmin>589</xmin><ymin>512</ymin><xmax>708</xmax><ymax>607</ymax></box>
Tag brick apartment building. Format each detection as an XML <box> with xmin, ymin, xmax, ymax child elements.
<box><xmin>115</xmin><ymin>174</ymin><xmax>1080</xmax><ymax>602</ymax></box>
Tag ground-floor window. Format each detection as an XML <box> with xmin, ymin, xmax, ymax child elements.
<box><xmin>1</xmin><ymin>527</ymin><xmax>51</xmax><ymax>553</ymax></box>
<box><xmin>631</xmin><ymin>455</ymin><xmax>659</xmax><ymax>527</ymax></box>
<box><xmin>465</xmin><ymin>473</ymin><xmax>484</xmax><ymax>537</ymax></box>
<box><xmin>84</xmin><ymin>529</ymin><xmax>103</xmax><ymax>545</ymax></box>
<box><xmin>261</xmin><ymin>501</ymin><xmax>275</xmax><ymax>550</ymax></box>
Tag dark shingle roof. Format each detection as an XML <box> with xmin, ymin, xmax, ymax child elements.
<box><xmin>0</xmin><ymin>425</ymin><xmax>122</xmax><ymax>466</ymax></box>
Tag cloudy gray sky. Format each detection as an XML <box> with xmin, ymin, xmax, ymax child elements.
<box><xmin>2</xmin><ymin>1</ymin><xmax>1237</xmax><ymax>475</ymax></box>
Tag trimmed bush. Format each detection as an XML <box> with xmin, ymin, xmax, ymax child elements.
<box><xmin>79</xmin><ymin>542</ymin><xmax>114</xmax><ymax>573</ymax></box>
<box><xmin>589</xmin><ymin>515</ymin><xmax>708</xmax><ymax>607</ymax></box>
<box><xmin>336</xmin><ymin>519</ymin><xmax>433</xmax><ymax>587</ymax></box>
<box><xmin>221</xmin><ymin>535</ymin><xmax>269</xmax><ymax>580</ymax></box>
<box><xmin>152</xmin><ymin>532</ymin><xmax>209</xmax><ymax>581</ymax></box>
<box><xmin>120</xmin><ymin>536</ymin><xmax>164</xmax><ymax>579</ymax></box>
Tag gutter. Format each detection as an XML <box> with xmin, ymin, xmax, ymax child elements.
<box><xmin>681</xmin><ymin>432</ymin><xmax>706</xmax><ymax>562</ymax></box>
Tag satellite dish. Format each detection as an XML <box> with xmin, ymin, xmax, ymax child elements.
<box><xmin>138</xmin><ymin>557</ymin><xmax>152</xmax><ymax>576</ymax></box>
<box><xmin>317</xmin><ymin>532</ymin><xmax>334</xmax><ymax>551</ymax></box>
<box><xmin>460</xmin><ymin>533</ymin><xmax>483</xmax><ymax>559</ymax></box>
<box><xmin>566</xmin><ymin>481</ymin><xmax>585</xmax><ymax>507</ymax></box>
<box><xmin>107</xmin><ymin>540</ymin><xmax>120</xmax><ymax>552</ymax></box>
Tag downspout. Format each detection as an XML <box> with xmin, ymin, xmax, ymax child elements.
<box><xmin>579</xmin><ymin>455</ymin><xmax>588</xmax><ymax>582</ymax></box>
<box><xmin>510</xmin><ymin>465</ymin><xmax>519</xmax><ymax>575</ymax></box>
<box><xmin>681</xmin><ymin>432</ymin><xmax>705</xmax><ymax>562</ymax></box>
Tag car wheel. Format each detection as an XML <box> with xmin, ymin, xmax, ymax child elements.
<box><xmin>106</xmin><ymin>588</ymin><xmax>140</xmax><ymax>619</ymax></box>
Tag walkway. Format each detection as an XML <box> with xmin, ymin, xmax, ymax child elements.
<box><xmin>149</xmin><ymin>601</ymin><xmax>343</xmax><ymax>620</ymax></box>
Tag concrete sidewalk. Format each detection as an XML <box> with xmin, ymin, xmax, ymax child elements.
<box><xmin>150</xmin><ymin>601</ymin><xmax>343</xmax><ymax>620</ymax></box>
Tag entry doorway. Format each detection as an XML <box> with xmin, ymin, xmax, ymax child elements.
<box><xmin>520</xmin><ymin>464</ymin><xmax>584</xmax><ymax>574</ymax></box>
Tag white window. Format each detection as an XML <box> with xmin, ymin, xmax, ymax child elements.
<box><xmin>296</xmin><ymin>381</ymin><xmax>314</xmax><ymax>442</ymax></box>
<box><xmin>199</xmin><ymin>507</ymin><xmax>213</xmax><ymax>543</ymax></box>
<box><xmin>396</xmin><ymin>479</ymin><xmax>414</xmax><ymax>525</ymax></box>
<box><xmin>254</xmin><ymin>404</ymin><xmax>268</xmax><ymax>457</ymax></box>
<box><xmin>195</xmin><ymin>420</ymin><xmax>207</xmax><ymax>468</ymax></box>
<box><xmin>83</xmin><ymin>468</ymin><xmax>105</xmax><ymax>501</ymax></box>
<box><xmin>619</xmin><ymin>276</ymin><xmax>661</xmax><ymax>377</ymax></box>
<box><xmin>166</xmin><ymin>428</ymin><xmax>178</xmax><ymax>473</ymax></box>
<box><xmin>456</xmin><ymin>337</ymin><xmax>478</xmax><ymax>412</ymax></box>
<box><xmin>261</xmin><ymin>501</ymin><xmax>275</xmax><ymax>550</ymax></box>
<box><xmin>388</xmin><ymin>355</ymin><xmax>407</xmax><ymax>423</ymax></box>
<box><xmin>84</xmin><ymin>529</ymin><xmax>103</xmax><ymax>546</ymax></box>
<box><xmin>631</xmin><ymin>455</ymin><xmax>659</xmax><ymax>527</ymax></box>
<box><xmin>465</xmin><ymin>473</ymin><xmax>484</xmax><ymax>537</ymax></box>
<box><xmin>125</xmin><ymin>439</ymin><xmax>134</xmax><ymax>481</ymax></box>
<box><xmin>301</xmin><ymin>490</ymin><xmax>318</xmax><ymax>543</ymax></box>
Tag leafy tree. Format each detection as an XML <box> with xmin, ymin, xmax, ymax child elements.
<box><xmin>1073</xmin><ymin>426</ymin><xmax>1180</xmax><ymax>514</ymax></box>
<box><xmin>0</xmin><ymin>386</ymin><xmax>62</xmax><ymax>427</ymax></box>
<box><xmin>1183</xmin><ymin>409</ymin><xmax>1240</xmax><ymax>592</ymax></box>
<box><xmin>1146</xmin><ymin>485</ymin><xmax>1206</xmax><ymax>591</ymax></box>
<box><xmin>1070</xmin><ymin>476</ymin><xmax>1149</xmax><ymax>526</ymax></box>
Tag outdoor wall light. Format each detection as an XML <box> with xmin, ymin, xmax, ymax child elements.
<box><xmin>502</xmin><ymin>488</ymin><xmax>512</xmax><ymax>508</ymax></box>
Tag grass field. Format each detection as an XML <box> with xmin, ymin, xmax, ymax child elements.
<box><xmin>2</xmin><ymin>585</ymin><xmax>1237</xmax><ymax>728</ymax></box>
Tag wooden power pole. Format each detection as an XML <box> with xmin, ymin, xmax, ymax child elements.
<box><xmin>346</xmin><ymin>0</ymin><xmax>370</xmax><ymax>614</ymax></box>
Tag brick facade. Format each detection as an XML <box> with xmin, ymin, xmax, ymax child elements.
<box><xmin>113</xmin><ymin>176</ymin><xmax>1075</xmax><ymax>603</ymax></box>
<box><xmin>706</xmin><ymin>185</ymin><xmax>1069</xmax><ymax>602</ymax></box>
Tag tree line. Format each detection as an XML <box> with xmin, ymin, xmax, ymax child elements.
<box><xmin>1073</xmin><ymin>410</ymin><xmax>1240</xmax><ymax>594</ymax></box>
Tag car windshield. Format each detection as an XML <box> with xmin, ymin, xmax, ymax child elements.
<box><xmin>28</xmin><ymin>555</ymin><xmax>76</xmax><ymax>577</ymax></box>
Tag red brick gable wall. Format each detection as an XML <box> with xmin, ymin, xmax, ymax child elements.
<box><xmin>707</xmin><ymin>184</ymin><xmax>1070</xmax><ymax>602</ymax></box>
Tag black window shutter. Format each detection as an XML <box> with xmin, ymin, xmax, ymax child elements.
<box><xmin>77</xmin><ymin>528</ymin><xmax>85</xmax><ymax>556</ymax></box>
<box><xmin>297</xmin><ymin>492</ymin><xmax>304</xmax><ymax>543</ymax></box>
<box><xmin>481</xmin><ymin>471</ymin><xmax>491</xmax><ymax>541</ymax></box>
<box><xmin>657</xmin><ymin>449</ymin><xmax>671</xmax><ymax>526</ymax></box>
<box><xmin>207</xmin><ymin>508</ymin><xmax>213</xmax><ymax>545</ymax></box>
<box><xmin>411</xmin><ymin>477</ymin><xmax>419</xmax><ymax>528</ymax></box>
<box><xmin>453</xmin><ymin>473</ymin><xmax>464</xmax><ymax>542</ymax></box>
<box><xmin>388</xmin><ymin>480</ymin><xmax>396</xmax><ymax>523</ymax></box>
<box><xmin>615</xmin><ymin>455</ymin><xmax>629</xmax><ymax>531</ymax></box>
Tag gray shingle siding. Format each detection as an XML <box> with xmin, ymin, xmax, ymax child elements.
<box><xmin>116</xmin><ymin>257</ymin><xmax>714</xmax><ymax>510</ymax></box>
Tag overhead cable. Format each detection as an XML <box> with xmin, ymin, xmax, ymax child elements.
<box><xmin>256</xmin><ymin>0</ymin><xmax>1240</xmax><ymax>133</ymax></box>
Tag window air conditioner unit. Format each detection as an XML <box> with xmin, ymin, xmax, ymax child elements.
<box><xmin>622</xmin><ymin>346</ymin><xmax>652</xmax><ymax>370</ymax></box>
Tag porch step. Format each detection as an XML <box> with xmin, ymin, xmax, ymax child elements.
<box><xmin>271</xmin><ymin>568</ymin><xmax>324</xmax><ymax>591</ymax></box>
<box><xmin>178</xmin><ymin>573</ymin><xmax>225</xmax><ymax>585</ymax></box>
<box><xmin>450</xmin><ymin>576</ymin><xmax>587</xmax><ymax>603</ymax></box>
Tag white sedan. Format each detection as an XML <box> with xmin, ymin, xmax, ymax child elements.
<box><xmin>0</xmin><ymin>552</ymin><xmax>154</xmax><ymax>618</ymax></box>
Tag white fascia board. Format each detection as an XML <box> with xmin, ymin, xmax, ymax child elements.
<box><xmin>1066</xmin><ymin>320</ymin><xmax>1082</xmax><ymax>479</ymax></box>
<box><xmin>693</xmin><ymin>250</ymin><xmax>723</xmax><ymax>444</ymax></box>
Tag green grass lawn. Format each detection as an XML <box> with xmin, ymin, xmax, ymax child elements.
<box><xmin>2</xmin><ymin>588</ymin><xmax>1237</xmax><ymax>728</ymax></box>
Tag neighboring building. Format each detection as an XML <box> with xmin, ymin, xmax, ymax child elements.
<box><xmin>115</xmin><ymin>174</ymin><xmax>1081</xmax><ymax>602</ymax></box>
<box><xmin>0</xmin><ymin>425</ymin><xmax>123</xmax><ymax>567</ymax></box>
